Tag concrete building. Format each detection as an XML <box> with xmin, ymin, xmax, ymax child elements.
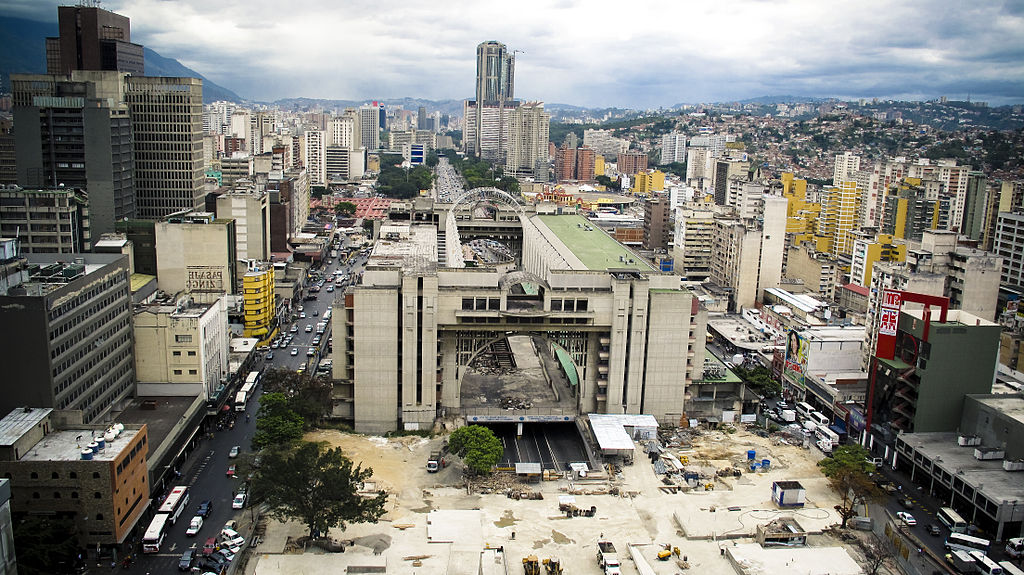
<box><xmin>0</xmin><ymin>408</ymin><xmax>149</xmax><ymax>548</ymax></box>
<box><xmin>267</xmin><ymin>169</ymin><xmax>310</xmax><ymax>253</ymax></box>
<box><xmin>242</xmin><ymin>263</ymin><xmax>277</xmax><ymax>343</ymax></box>
<box><xmin>583</xmin><ymin>129</ymin><xmax>629</xmax><ymax>159</ymax></box>
<box><xmin>0</xmin><ymin>247</ymin><xmax>135</xmax><ymax>423</ymax></box>
<box><xmin>133</xmin><ymin>294</ymin><xmax>229</xmax><ymax>397</ymax></box>
<box><xmin>712</xmin><ymin>157</ymin><xmax>750</xmax><ymax>206</ymax></box>
<box><xmin>725</xmin><ymin>179</ymin><xmax>764</xmax><ymax>219</ymax></box>
<box><xmin>46</xmin><ymin>5</ymin><xmax>144</xmax><ymax>76</ymax></box>
<box><xmin>0</xmin><ymin>187</ymin><xmax>90</xmax><ymax>253</ymax></box>
<box><xmin>218</xmin><ymin>155</ymin><xmax>252</xmax><ymax>188</ymax></box>
<box><xmin>962</xmin><ymin>172</ymin><xmax>989</xmax><ymax>242</ymax></box>
<box><xmin>303</xmin><ymin>130</ymin><xmax>326</xmax><ymax>185</ymax></box>
<box><xmin>660</xmin><ymin>132</ymin><xmax>686</xmax><ymax>165</ymax></box>
<box><xmin>504</xmin><ymin>102</ymin><xmax>549</xmax><ymax>182</ymax></box>
<box><xmin>849</xmin><ymin>233</ymin><xmax>906</xmax><ymax>287</ymax></box>
<box><xmin>0</xmin><ymin>479</ymin><xmax>14</xmax><ymax>575</ymax></box>
<box><xmin>781</xmin><ymin>325</ymin><xmax>867</xmax><ymax>417</ymax></box>
<box><xmin>709</xmin><ymin>196</ymin><xmax>787</xmax><ymax>311</ymax></box>
<box><xmin>154</xmin><ymin>211</ymin><xmax>237</xmax><ymax>295</ymax></box>
<box><xmin>908</xmin><ymin>231</ymin><xmax>1002</xmax><ymax>320</ymax></box>
<box><xmin>125</xmin><ymin>76</ymin><xmax>204</xmax><ymax>220</ymax></box>
<box><xmin>358</xmin><ymin>105</ymin><xmax>381</xmax><ymax>152</ymax></box>
<box><xmin>785</xmin><ymin>243</ymin><xmax>841</xmax><ymax>301</ymax></box>
<box><xmin>672</xmin><ymin>203</ymin><xmax>716</xmax><ymax>281</ymax></box>
<box><xmin>215</xmin><ymin>185</ymin><xmax>270</xmax><ymax>262</ymax></box>
<box><xmin>633</xmin><ymin>170</ymin><xmax>665</xmax><ymax>197</ymax></box>
<box><xmin>881</xmin><ymin>177</ymin><xmax>943</xmax><ymax>241</ymax></box>
<box><xmin>475</xmin><ymin>41</ymin><xmax>515</xmax><ymax>105</ymax></box>
<box><xmin>818</xmin><ymin>181</ymin><xmax>860</xmax><ymax>257</ymax></box>
<box><xmin>994</xmin><ymin>211</ymin><xmax>1024</xmax><ymax>289</ymax></box>
<box><xmin>334</xmin><ymin>202</ymin><xmax>707</xmax><ymax>433</ymax></box>
<box><xmin>832</xmin><ymin>151</ymin><xmax>861</xmax><ymax>185</ymax></box>
<box><xmin>642</xmin><ymin>194</ymin><xmax>671</xmax><ymax>252</ymax></box>
<box><xmin>616</xmin><ymin>152</ymin><xmax>648</xmax><ymax>177</ymax></box>
<box><xmin>11</xmin><ymin>71</ymin><xmax>135</xmax><ymax>240</ymax></box>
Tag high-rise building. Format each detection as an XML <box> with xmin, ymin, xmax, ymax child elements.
<box><xmin>818</xmin><ymin>181</ymin><xmax>861</xmax><ymax>257</ymax></box>
<box><xmin>126</xmin><ymin>76</ymin><xmax>205</xmax><ymax>220</ymax></box>
<box><xmin>712</xmin><ymin>157</ymin><xmax>750</xmax><ymax>206</ymax></box>
<box><xmin>303</xmin><ymin>130</ymin><xmax>326</xmax><ymax>185</ymax></box>
<box><xmin>267</xmin><ymin>169</ymin><xmax>310</xmax><ymax>252</ymax></box>
<box><xmin>617</xmin><ymin>152</ymin><xmax>648</xmax><ymax>176</ymax></box>
<box><xmin>12</xmin><ymin>71</ymin><xmax>135</xmax><ymax>240</ymax></box>
<box><xmin>554</xmin><ymin>146</ymin><xmax>576</xmax><ymax>182</ymax></box>
<box><xmin>672</xmin><ymin>203</ymin><xmax>716</xmax><ymax>280</ymax></box>
<box><xmin>709</xmin><ymin>196</ymin><xmax>787</xmax><ymax>311</ymax></box>
<box><xmin>504</xmin><ymin>102</ymin><xmax>549</xmax><ymax>182</ymax></box>
<box><xmin>833</xmin><ymin>151</ymin><xmax>861</xmax><ymax>185</ymax></box>
<box><xmin>962</xmin><ymin>171</ymin><xmax>989</xmax><ymax>242</ymax></box>
<box><xmin>0</xmin><ymin>187</ymin><xmax>91</xmax><ymax>253</ymax></box>
<box><xmin>660</xmin><ymin>132</ymin><xmax>687</xmax><ymax>165</ymax></box>
<box><xmin>215</xmin><ymin>186</ymin><xmax>270</xmax><ymax>261</ymax></box>
<box><xmin>643</xmin><ymin>194</ymin><xmax>671</xmax><ymax>251</ymax></box>
<box><xmin>475</xmin><ymin>41</ymin><xmax>515</xmax><ymax>105</ymax></box>
<box><xmin>994</xmin><ymin>211</ymin><xmax>1024</xmax><ymax>289</ymax></box>
<box><xmin>849</xmin><ymin>233</ymin><xmax>906</xmax><ymax>287</ymax></box>
<box><xmin>0</xmin><ymin>243</ymin><xmax>135</xmax><ymax>423</ymax></box>
<box><xmin>241</xmin><ymin>263</ymin><xmax>276</xmax><ymax>343</ymax></box>
<box><xmin>358</xmin><ymin>105</ymin><xmax>381</xmax><ymax>151</ymax></box>
<box><xmin>881</xmin><ymin>177</ymin><xmax>943</xmax><ymax>241</ymax></box>
<box><xmin>46</xmin><ymin>5</ymin><xmax>144</xmax><ymax>76</ymax></box>
<box><xmin>155</xmin><ymin>211</ymin><xmax>237</xmax><ymax>295</ymax></box>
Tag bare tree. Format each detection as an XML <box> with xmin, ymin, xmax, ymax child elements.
<box><xmin>860</xmin><ymin>534</ymin><xmax>895</xmax><ymax>575</ymax></box>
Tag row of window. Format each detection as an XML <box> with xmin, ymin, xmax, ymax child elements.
<box><xmin>53</xmin><ymin>325</ymin><xmax>131</xmax><ymax>396</ymax></box>
<box><xmin>47</xmin><ymin>275</ymin><xmax>126</xmax><ymax>321</ymax></box>
<box><xmin>84</xmin><ymin>370</ymin><xmax>134</xmax><ymax>423</ymax></box>
<box><xmin>61</xmin><ymin>353</ymin><xmax>131</xmax><ymax>412</ymax></box>
<box><xmin>551</xmin><ymin>298</ymin><xmax>588</xmax><ymax>312</ymax></box>
<box><xmin>115</xmin><ymin>437</ymin><xmax>146</xmax><ymax>478</ymax></box>
<box><xmin>172</xmin><ymin>369</ymin><xmax>199</xmax><ymax>376</ymax></box>
<box><xmin>50</xmin><ymin>295</ymin><xmax>128</xmax><ymax>357</ymax></box>
<box><xmin>171</xmin><ymin>350</ymin><xmax>197</xmax><ymax>357</ymax></box>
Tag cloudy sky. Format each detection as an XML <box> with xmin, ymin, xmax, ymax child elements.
<box><xmin>5</xmin><ymin>0</ymin><xmax>1024</xmax><ymax>107</ymax></box>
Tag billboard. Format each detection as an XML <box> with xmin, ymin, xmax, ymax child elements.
<box><xmin>784</xmin><ymin>330</ymin><xmax>808</xmax><ymax>387</ymax></box>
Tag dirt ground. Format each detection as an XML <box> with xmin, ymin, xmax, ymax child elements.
<box><xmin>248</xmin><ymin>425</ymin><xmax>876</xmax><ymax>575</ymax></box>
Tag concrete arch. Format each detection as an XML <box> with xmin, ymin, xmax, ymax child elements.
<box><xmin>498</xmin><ymin>270</ymin><xmax>549</xmax><ymax>293</ymax></box>
<box><xmin>449</xmin><ymin>187</ymin><xmax>527</xmax><ymax>217</ymax></box>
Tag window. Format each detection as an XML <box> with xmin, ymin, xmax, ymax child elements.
<box><xmin>71</xmin><ymin>492</ymin><xmax>78</xmax><ymax>499</ymax></box>
<box><xmin>32</xmin><ymin>492</ymin><xmax>40</xmax><ymax>499</ymax></box>
<box><xmin>69</xmin><ymin>471</ymin><xmax>77</xmax><ymax>479</ymax></box>
<box><xmin>53</xmin><ymin>492</ymin><xmax>60</xmax><ymax>499</ymax></box>
<box><xmin>551</xmin><ymin>299</ymin><xmax>562</xmax><ymax>311</ymax></box>
<box><xmin>30</xmin><ymin>472</ymin><xmax>38</xmax><ymax>479</ymax></box>
<box><xmin>93</xmin><ymin>472</ymin><xmax>100</xmax><ymax>479</ymax></box>
<box><xmin>96</xmin><ymin>513</ymin><xmax>103</xmax><ymax>520</ymax></box>
<box><xmin>94</xmin><ymin>492</ymin><xmax>101</xmax><ymax>499</ymax></box>
<box><xmin>52</xmin><ymin>472</ymin><xmax>59</xmax><ymax>479</ymax></box>
<box><xmin>173</xmin><ymin>369</ymin><xmax>182</xmax><ymax>375</ymax></box>
<box><xmin>172</xmin><ymin>351</ymin><xmax>181</xmax><ymax>356</ymax></box>
<box><xmin>577</xmin><ymin>299</ymin><xmax>588</xmax><ymax>311</ymax></box>
<box><xmin>174</xmin><ymin>335</ymin><xmax>192</xmax><ymax>343</ymax></box>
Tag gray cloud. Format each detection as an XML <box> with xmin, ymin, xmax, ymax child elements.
<box><xmin>4</xmin><ymin>0</ymin><xmax>1023</xmax><ymax>106</ymax></box>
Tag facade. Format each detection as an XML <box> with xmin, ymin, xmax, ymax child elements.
<box><xmin>242</xmin><ymin>263</ymin><xmax>277</xmax><ymax>343</ymax></box>
<box><xmin>267</xmin><ymin>169</ymin><xmax>310</xmax><ymax>253</ymax></box>
<box><xmin>961</xmin><ymin>172</ymin><xmax>989</xmax><ymax>241</ymax></box>
<box><xmin>660</xmin><ymin>132</ymin><xmax>687</xmax><ymax>165</ymax></box>
<box><xmin>133</xmin><ymin>295</ymin><xmax>229</xmax><ymax>397</ymax></box>
<box><xmin>0</xmin><ymin>247</ymin><xmax>134</xmax><ymax>423</ymax></box>
<box><xmin>633</xmin><ymin>170</ymin><xmax>666</xmax><ymax>197</ymax></box>
<box><xmin>709</xmin><ymin>196</ymin><xmax>787</xmax><ymax>311</ymax></box>
<box><xmin>125</xmin><ymin>76</ymin><xmax>205</xmax><ymax>220</ymax></box>
<box><xmin>833</xmin><ymin>152</ymin><xmax>861</xmax><ymax>185</ymax></box>
<box><xmin>908</xmin><ymin>231</ymin><xmax>1002</xmax><ymax>321</ymax></box>
<box><xmin>818</xmin><ymin>181</ymin><xmax>860</xmax><ymax>257</ymax></box>
<box><xmin>303</xmin><ymin>130</ymin><xmax>326</xmax><ymax>185</ymax></box>
<box><xmin>0</xmin><ymin>408</ymin><xmax>149</xmax><ymax>547</ymax></box>
<box><xmin>881</xmin><ymin>177</ymin><xmax>942</xmax><ymax>241</ymax></box>
<box><xmin>11</xmin><ymin>71</ymin><xmax>135</xmax><ymax>240</ymax></box>
<box><xmin>335</xmin><ymin>208</ymin><xmax>707</xmax><ymax>434</ymax></box>
<box><xmin>154</xmin><ymin>211</ymin><xmax>237</xmax><ymax>295</ymax></box>
<box><xmin>47</xmin><ymin>5</ymin><xmax>144</xmax><ymax>76</ymax></box>
<box><xmin>784</xmin><ymin>243</ymin><xmax>840</xmax><ymax>300</ymax></box>
<box><xmin>0</xmin><ymin>479</ymin><xmax>14</xmax><ymax>575</ymax></box>
<box><xmin>0</xmin><ymin>187</ymin><xmax>90</xmax><ymax>253</ymax></box>
<box><xmin>583</xmin><ymin>129</ymin><xmax>629</xmax><ymax>158</ymax></box>
<box><xmin>358</xmin><ymin>105</ymin><xmax>381</xmax><ymax>152</ymax></box>
<box><xmin>712</xmin><ymin>157</ymin><xmax>750</xmax><ymax>206</ymax></box>
<box><xmin>475</xmin><ymin>41</ymin><xmax>515</xmax><ymax>105</ymax></box>
<box><xmin>993</xmin><ymin>211</ymin><xmax>1024</xmax><ymax>288</ymax></box>
<box><xmin>504</xmin><ymin>102</ymin><xmax>549</xmax><ymax>182</ymax></box>
<box><xmin>617</xmin><ymin>152</ymin><xmax>648</xmax><ymax>176</ymax></box>
<box><xmin>642</xmin><ymin>194</ymin><xmax>671</xmax><ymax>252</ymax></box>
<box><xmin>215</xmin><ymin>186</ymin><xmax>270</xmax><ymax>261</ymax></box>
<box><xmin>672</xmin><ymin>203</ymin><xmax>716</xmax><ymax>280</ymax></box>
<box><xmin>849</xmin><ymin>233</ymin><xmax>906</xmax><ymax>287</ymax></box>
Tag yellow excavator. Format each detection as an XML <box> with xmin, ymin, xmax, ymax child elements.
<box><xmin>523</xmin><ymin>555</ymin><xmax>541</xmax><ymax>575</ymax></box>
<box><xmin>543</xmin><ymin>557</ymin><xmax>563</xmax><ymax>574</ymax></box>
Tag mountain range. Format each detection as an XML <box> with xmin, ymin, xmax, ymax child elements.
<box><xmin>0</xmin><ymin>15</ymin><xmax>243</xmax><ymax>103</ymax></box>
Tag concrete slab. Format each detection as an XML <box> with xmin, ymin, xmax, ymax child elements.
<box><xmin>426</xmin><ymin>509</ymin><xmax>483</xmax><ymax>548</ymax></box>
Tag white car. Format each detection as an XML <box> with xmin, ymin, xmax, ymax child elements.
<box><xmin>290</xmin><ymin>348</ymin><xmax>298</xmax><ymax>356</ymax></box>
<box><xmin>228</xmin><ymin>445</ymin><xmax>240</xmax><ymax>458</ymax></box>
<box><xmin>232</xmin><ymin>493</ymin><xmax>246</xmax><ymax>509</ymax></box>
<box><xmin>186</xmin><ymin>515</ymin><xmax>203</xmax><ymax>536</ymax></box>
<box><xmin>896</xmin><ymin>511</ymin><xmax>917</xmax><ymax>526</ymax></box>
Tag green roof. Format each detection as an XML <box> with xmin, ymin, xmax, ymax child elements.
<box><xmin>554</xmin><ymin>346</ymin><xmax>578</xmax><ymax>387</ymax></box>
<box><xmin>536</xmin><ymin>214</ymin><xmax>653</xmax><ymax>272</ymax></box>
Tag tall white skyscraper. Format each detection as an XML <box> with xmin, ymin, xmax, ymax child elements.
<box><xmin>833</xmin><ymin>151</ymin><xmax>861</xmax><ymax>184</ymax></box>
<box><xmin>465</xmin><ymin>41</ymin><xmax>517</xmax><ymax>161</ymax></box>
<box><xmin>303</xmin><ymin>130</ymin><xmax>326</xmax><ymax>185</ymax></box>
<box><xmin>660</xmin><ymin>132</ymin><xmax>687</xmax><ymax>165</ymax></box>
<box><xmin>358</xmin><ymin>105</ymin><xmax>380</xmax><ymax>151</ymax></box>
<box><xmin>505</xmin><ymin>102</ymin><xmax>549</xmax><ymax>182</ymax></box>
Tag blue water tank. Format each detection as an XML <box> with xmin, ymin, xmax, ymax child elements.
<box><xmin>747</xmin><ymin>450</ymin><xmax>756</xmax><ymax>460</ymax></box>
<box><xmin>762</xmin><ymin>459</ymin><xmax>771</xmax><ymax>471</ymax></box>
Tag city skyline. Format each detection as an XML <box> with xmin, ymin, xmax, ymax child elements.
<box><xmin>3</xmin><ymin>0</ymin><xmax>1023</xmax><ymax>108</ymax></box>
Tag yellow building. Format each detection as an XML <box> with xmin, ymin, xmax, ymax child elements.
<box><xmin>632</xmin><ymin>170</ymin><xmax>665</xmax><ymax>196</ymax></box>
<box><xmin>594</xmin><ymin>155</ymin><xmax>605</xmax><ymax>177</ymax></box>
<box><xmin>882</xmin><ymin>177</ymin><xmax>942</xmax><ymax>241</ymax></box>
<box><xmin>850</xmin><ymin>233</ymin><xmax>906</xmax><ymax>286</ymax></box>
<box><xmin>781</xmin><ymin>172</ymin><xmax>820</xmax><ymax>241</ymax></box>
<box><xmin>818</xmin><ymin>181</ymin><xmax>861</xmax><ymax>257</ymax></box>
<box><xmin>243</xmin><ymin>264</ymin><xmax>277</xmax><ymax>343</ymax></box>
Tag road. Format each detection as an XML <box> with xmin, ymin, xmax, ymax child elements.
<box><xmin>487</xmin><ymin>423</ymin><xmax>588</xmax><ymax>471</ymax></box>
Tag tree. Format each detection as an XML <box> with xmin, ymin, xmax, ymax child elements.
<box><xmin>859</xmin><ymin>534</ymin><xmax>895</xmax><ymax>575</ymax></box>
<box><xmin>595</xmin><ymin>175</ymin><xmax>621</xmax><ymax>191</ymax></box>
<box><xmin>12</xmin><ymin>514</ymin><xmax>80</xmax><ymax>575</ymax></box>
<box><xmin>733</xmin><ymin>366</ymin><xmax>782</xmax><ymax>398</ymax></box>
<box><xmin>252</xmin><ymin>392</ymin><xmax>305</xmax><ymax>449</ymax></box>
<box><xmin>448</xmin><ymin>425</ymin><xmax>503</xmax><ymax>475</ymax></box>
<box><xmin>334</xmin><ymin>201</ymin><xmax>357</xmax><ymax>217</ymax></box>
<box><xmin>818</xmin><ymin>444</ymin><xmax>884</xmax><ymax>528</ymax></box>
<box><xmin>254</xmin><ymin>441</ymin><xmax>387</xmax><ymax>539</ymax></box>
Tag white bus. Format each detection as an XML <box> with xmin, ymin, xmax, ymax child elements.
<box><xmin>809</xmin><ymin>411</ymin><xmax>831</xmax><ymax>428</ymax></box>
<box><xmin>795</xmin><ymin>401</ymin><xmax>815</xmax><ymax>419</ymax></box>
<box><xmin>938</xmin><ymin>507</ymin><xmax>968</xmax><ymax>534</ymax></box>
<box><xmin>815</xmin><ymin>426</ymin><xmax>840</xmax><ymax>449</ymax></box>
<box><xmin>999</xmin><ymin>561</ymin><xmax>1024</xmax><ymax>575</ymax></box>
<box><xmin>945</xmin><ymin>532</ymin><xmax>991</xmax><ymax>555</ymax></box>
<box><xmin>241</xmin><ymin>371</ymin><xmax>260</xmax><ymax>394</ymax></box>
<box><xmin>234</xmin><ymin>391</ymin><xmax>247</xmax><ymax>411</ymax></box>
<box><xmin>969</xmin><ymin>551</ymin><xmax>1004</xmax><ymax>575</ymax></box>
<box><xmin>157</xmin><ymin>485</ymin><xmax>190</xmax><ymax>525</ymax></box>
<box><xmin>141</xmin><ymin>513</ymin><xmax>171</xmax><ymax>553</ymax></box>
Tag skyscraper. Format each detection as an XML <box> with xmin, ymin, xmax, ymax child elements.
<box><xmin>475</xmin><ymin>41</ymin><xmax>515</xmax><ymax>104</ymax></box>
<box><xmin>505</xmin><ymin>102</ymin><xmax>549</xmax><ymax>182</ymax></box>
<box><xmin>466</xmin><ymin>41</ymin><xmax>517</xmax><ymax>161</ymax></box>
<box><xmin>358</xmin><ymin>105</ymin><xmax>381</xmax><ymax>151</ymax></box>
<box><xmin>46</xmin><ymin>5</ymin><xmax>144</xmax><ymax>76</ymax></box>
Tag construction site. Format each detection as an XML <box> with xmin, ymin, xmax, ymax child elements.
<box><xmin>244</xmin><ymin>421</ymin><xmax>878</xmax><ymax>575</ymax></box>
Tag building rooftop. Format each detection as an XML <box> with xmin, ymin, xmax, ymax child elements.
<box><xmin>903</xmin><ymin>308</ymin><xmax>998</xmax><ymax>327</ymax></box>
<box><xmin>534</xmin><ymin>214</ymin><xmax>653</xmax><ymax>272</ymax></box>
<box><xmin>368</xmin><ymin>223</ymin><xmax>437</xmax><ymax>274</ymax></box>
<box><xmin>0</xmin><ymin>253</ymin><xmax>126</xmax><ymax>297</ymax></box>
<box><xmin>0</xmin><ymin>408</ymin><xmax>53</xmax><ymax>446</ymax></box>
<box><xmin>726</xmin><ymin>543</ymin><xmax>861</xmax><ymax>575</ymax></box>
<box><xmin>763</xmin><ymin>287</ymin><xmax>826</xmax><ymax>314</ymax></box>
<box><xmin>972</xmin><ymin>394</ymin><xmax>1024</xmax><ymax>428</ymax></box>
<box><xmin>899</xmin><ymin>431</ymin><xmax>1024</xmax><ymax>506</ymax></box>
<box><xmin>21</xmin><ymin>427</ymin><xmax>141</xmax><ymax>462</ymax></box>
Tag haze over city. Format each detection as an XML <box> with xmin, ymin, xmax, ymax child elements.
<box><xmin>3</xmin><ymin>0</ymin><xmax>1024</xmax><ymax>107</ymax></box>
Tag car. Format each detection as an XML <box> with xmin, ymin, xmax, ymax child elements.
<box><xmin>776</xmin><ymin>401</ymin><xmax>790</xmax><ymax>410</ymax></box>
<box><xmin>312</xmin><ymin>336</ymin><xmax>321</xmax><ymax>345</ymax></box>
<box><xmin>197</xmin><ymin>553</ymin><xmax>228</xmax><ymax>574</ymax></box>
<box><xmin>270</xmin><ymin>341</ymin><xmax>279</xmax><ymax>349</ymax></box>
<box><xmin>306</xmin><ymin>347</ymin><xmax>315</xmax><ymax>356</ymax></box>
<box><xmin>186</xmin><ymin>515</ymin><xmax>203</xmax><ymax>536</ymax></box>
<box><xmin>178</xmin><ymin>548</ymin><xmax>196</xmax><ymax>571</ymax></box>
<box><xmin>326</xmin><ymin>286</ymin><xmax>334</xmax><ymax>292</ymax></box>
<box><xmin>299</xmin><ymin>312</ymin><xmax>306</xmax><ymax>318</ymax></box>
<box><xmin>305</xmin><ymin>324</ymin><xmax>313</xmax><ymax>333</ymax></box>
<box><xmin>229</xmin><ymin>445</ymin><xmax>240</xmax><ymax>458</ymax></box>
<box><xmin>266</xmin><ymin>351</ymin><xmax>274</xmax><ymax>360</ymax></box>
<box><xmin>226</xmin><ymin>464</ymin><xmax>236</xmax><ymax>478</ymax></box>
<box><xmin>232</xmin><ymin>493</ymin><xmax>246</xmax><ymax>509</ymax></box>
<box><xmin>217</xmin><ymin>548</ymin><xmax>236</xmax><ymax>562</ymax></box>
<box><xmin>312</xmin><ymin>310</ymin><xmax>319</xmax><ymax>316</ymax></box>
<box><xmin>202</xmin><ymin>537</ymin><xmax>218</xmax><ymax>556</ymax></box>
<box><xmin>290</xmin><ymin>348</ymin><xmax>298</xmax><ymax>356</ymax></box>
<box><xmin>897</xmin><ymin>495</ymin><xmax>915</xmax><ymax>509</ymax></box>
<box><xmin>925</xmin><ymin>524</ymin><xmax>941</xmax><ymax>536</ymax></box>
<box><xmin>297</xmin><ymin>305</ymin><xmax>304</xmax><ymax>312</ymax></box>
<box><xmin>197</xmin><ymin>500</ymin><xmax>212</xmax><ymax>517</ymax></box>
<box><xmin>290</xmin><ymin>325</ymin><xmax>298</xmax><ymax>333</ymax></box>
<box><xmin>896</xmin><ymin>511</ymin><xmax>917</xmax><ymax>526</ymax></box>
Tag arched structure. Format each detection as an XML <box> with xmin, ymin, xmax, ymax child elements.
<box><xmin>444</xmin><ymin>187</ymin><xmax>527</xmax><ymax>268</ymax></box>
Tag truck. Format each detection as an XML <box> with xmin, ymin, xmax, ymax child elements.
<box><xmin>945</xmin><ymin>549</ymin><xmax>976</xmax><ymax>573</ymax></box>
<box><xmin>780</xmin><ymin>409</ymin><xmax>797</xmax><ymax>423</ymax></box>
<box><xmin>1007</xmin><ymin>537</ymin><xmax>1024</xmax><ymax>559</ymax></box>
<box><xmin>426</xmin><ymin>451</ymin><xmax>446</xmax><ymax>473</ymax></box>
<box><xmin>596</xmin><ymin>541</ymin><xmax>621</xmax><ymax>575</ymax></box>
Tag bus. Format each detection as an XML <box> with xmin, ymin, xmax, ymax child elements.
<box><xmin>999</xmin><ymin>561</ymin><xmax>1024</xmax><ymax>575</ymax></box>
<box><xmin>795</xmin><ymin>401</ymin><xmax>815</xmax><ymax>419</ymax></box>
<box><xmin>158</xmin><ymin>485</ymin><xmax>190</xmax><ymax>525</ymax></box>
<box><xmin>242</xmin><ymin>371</ymin><xmax>260</xmax><ymax>394</ymax></box>
<box><xmin>938</xmin><ymin>507</ymin><xmax>968</xmax><ymax>534</ymax></box>
<box><xmin>969</xmin><ymin>551</ymin><xmax>1005</xmax><ymax>575</ymax></box>
<box><xmin>234</xmin><ymin>391</ymin><xmax>247</xmax><ymax>411</ymax></box>
<box><xmin>945</xmin><ymin>532</ymin><xmax>991</xmax><ymax>555</ymax></box>
<box><xmin>141</xmin><ymin>513</ymin><xmax>171</xmax><ymax>553</ymax></box>
<box><xmin>1006</xmin><ymin>537</ymin><xmax>1023</xmax><ymax>559</ymax></box>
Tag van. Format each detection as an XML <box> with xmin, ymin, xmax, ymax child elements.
<box><xmin>809</xmin><ymin>411</ymin><xmax>830</xmax><ymax>427</ymax></box>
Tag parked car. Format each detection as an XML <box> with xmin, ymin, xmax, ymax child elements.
<box><xmin>226</xmin><ymin>464</ymin><xmax>236</xmax><ymax>478</ymax></box>
<box><xmin>896</xmin><ymin>511</ymin><xmax>917</xmax><ymax>526</ymax></box>
<box><xmin>186</xmin><ymin>515</ymin><xmax>203</xmax><ymax>536</ymax></box>
<box><xmin>290</xmin><ymin>347</ymin><xmax>298</xmax><ymax>356</ymax></box>
<box><xmin>776</xmin><ymin>401</ymin><xmax>790</xmax><ymax>410</ymax></box>
<box><xmin>232</xmin><ymin>493</ymin><xmax>246</xmax><ymax>509</ymax></box>
<box><xmin>290</xmin><ymin>325</ymin><xmax>298</xmax><ymax>333</ymax></box>
<box><xmin>306</xmin><ymin>347</ymin><xmax>315</xmax><ymax>356</ymax></box>
<box><xmin>202</xmin><ymin>537</ymin><xmax>218</xmax><ymax>556</ymax></box>
<box><xmin>305</xmin><ymin>324</ymin><xmax>313</xmax><ymax>333</ymax></box>
<box><xmin>266</xmin><ymin>351</ymin><xmax>274</xmax><ymax>360</ymax></box>
<box><xmin>178</xmin><ymin>548</ymin><xmax>196</xmax><ymax>571</ymax></box>
<box><xmin>926</xmin><ymin>524</ymin><xmax>941</xmax><ymax>536</ymax></box>
<box><xmin>229</xmin><ymin>445</ymin><xmax>240</xmax><ymax>458</ymax></box>
<box><xmin>197</xmin><ymin>500</ymin><xmax>212</xmax><ymax>518</ymax></box>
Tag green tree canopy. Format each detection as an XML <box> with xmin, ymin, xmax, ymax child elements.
<box><xmin>334</xmin><ymin>201</ymin><xmax>357</xmax><ymax>216</ymax></box>
<box><xmin>252</xmin><ymin>392</ymin><xmax>305</xmax><ymax>450</ymax></box>
<box><xmin>254</xmin><ymin>441</ymin><xmax>387</xmax><ymax>539</ymax></box>
<box><xmin>12</xmin><ymin>514</ymin><xmax>80</xmax><ymax>575</ymax></box>
<box><xmin>818</xmin><ymin>444</ymin><xmax>884</xmax><ymax>528</ymax></box>
<box><xmin>732</xmin><ymin>366</ymin><xmax>782</xmax><ymax>398</ymax></box>
<box><xmin>448</xmin><ymin>425</ymin><xmax>503</xmax><ymax>475</ymax></box>
<box><xmin>595</xmin><ymin>175</ymin><xmax>621</xmax><ymax>191</ymax></box>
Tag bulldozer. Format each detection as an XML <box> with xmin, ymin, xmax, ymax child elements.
<box><xmin>523</xmin><ymin>555</ymin><xmax>541</xmax><ymax>575</ymax></box>
<box><xmin>542</xmin><ymin>557</ymin><xmax>563</xmax><ymax>574</ymax></box>
<box><xmin>657</xmin><ymin>544</ymin><xmax>681</xmax><ymax>561</ymax></box>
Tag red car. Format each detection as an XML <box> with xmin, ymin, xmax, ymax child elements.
<box><xmin>226</xmin><ymin>464</ymin><xmax>236</xmax><ymax>478</ymax></box>
<box><xmin>202</xmin><ymin>537</ymin><xmax>218</xmax><ymax>556</ymax></box>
